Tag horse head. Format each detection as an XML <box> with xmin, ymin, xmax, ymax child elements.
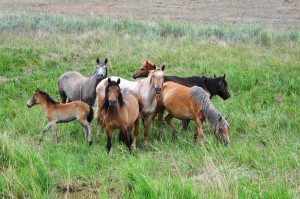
<box><xmin>132</xmin><ymin>60</ymin><xmax>156</xmax><ymax>79</ymax></box>
<box><xmin>95</xmin><ymin>58</ymin><xmax>108</xmax><ymax>80</ymax></box>
<box><xmin>27</xmin><ymin>88</ymin><xmax>41</xmax><ymax>108</ymax></box>
<box><xmin>216</xmin><ymin>74</ymin><xmax>230</xmax><ymax>100</ymax></box>
<box><xmin>150</xmin><ymin>65</ymin><xmax>165</xmax><ymax>94</ymax></box>
<box><xmin>105</xmin><ymin>78</ymin><xmax>123</xmax><ymax>108</ymax></box>
<box><xmin>214</xmin><ymin>115</ymin><xmax>230</xmax><ymax>146</ymax></box>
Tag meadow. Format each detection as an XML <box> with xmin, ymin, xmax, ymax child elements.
<box><xmin>0</xmin><ymin>14</ymin><xmax>299</xmax><ymax>198</ymax></box>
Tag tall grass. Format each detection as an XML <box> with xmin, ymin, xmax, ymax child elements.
<box><xmin>0</xmin><ymin>14</ymin><xmax>299</xmax><ymax>198</ymax></box>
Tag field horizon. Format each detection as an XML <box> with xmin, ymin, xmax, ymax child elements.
<box><xmin>0</xmin><ymin>12</ymin><xmax>299</xmax><ymax>198</ymax></box>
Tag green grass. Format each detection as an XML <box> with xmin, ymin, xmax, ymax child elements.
<box><xmin>0</xmin><ymin>15</ymin><xmax>299</xmax><ymax>198</ymax></box>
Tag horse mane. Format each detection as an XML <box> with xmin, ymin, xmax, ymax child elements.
<box><xmin>101</xmin><ymin>80</ymin><xmax>124</xmax><ymax>112</ymax></box>
<box><xmin>190</xmin><ymin>86</ymin><xmax>222</xmax><ymax>128</ymax></box>
<box><xmin>38</xmin><ymin>90</ymin><xmax>58</xmax><ymax>104</ymax></box>
<box><xmin>144</xmin><ymin>61</ymin><xmax>155</xmax><ymax>69</ymax></box>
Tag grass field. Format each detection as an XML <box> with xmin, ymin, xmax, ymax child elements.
<box><xmin>0</xmin><ymin>14</ymin><xmax>299</xmax><ymax>198</ymax></box>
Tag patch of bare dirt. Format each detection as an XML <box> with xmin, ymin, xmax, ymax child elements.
<box><xmin>0</xmin><ymin>0</ymin><xmax>299</xmax><ymax>32</ymax></box>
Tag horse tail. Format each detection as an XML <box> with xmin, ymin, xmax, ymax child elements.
<box><xmin>87</xmin><ymin>107</ymin><xmax>94</xmax><ymax>123</ymax></box>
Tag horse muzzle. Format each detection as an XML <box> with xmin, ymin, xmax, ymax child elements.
<box><xmin>132</xmin><ymin>73</ymin><xmax>139</xmax><ymax>79</ymax></box>
<box><xmin>223</xmin><ymin>138</ymin><xmax>230</xmax><ymax>147</ymax></box>
<box><xmin>108</xmin><ymin>100</ymin><xmax>116</xmax><ymax>106</ymax></box>
<box><xmin>97</xmin><ymin>74</ymin><xmax>105</xmax><ymax>80</ymax></box>
<box><xmin>155</xmin><ymin>87</ymin><xmax>162</xmax><ymax>94</ymax></box>
<box><xmin>27</xmin><ymin>103</ymin><xmax>32</xmax><ymax>108</ymax></box>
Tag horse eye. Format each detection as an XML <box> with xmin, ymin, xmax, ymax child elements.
<box><xmin>141</xmin><ymin>68</ymin><xmax>145</xmax><ymax>71</ymax></box>
<box><xmin>219</xmin><ymin>128</ymin><xmax>223</xmax><ymax>133</ymax></box>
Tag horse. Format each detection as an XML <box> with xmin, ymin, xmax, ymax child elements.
<box><xmin>132</xmin><ymin>60</ymin><xmax>230</xmax><ymax>131</ymax></box>
<box><xmin>100</xmin><ymin>78</ymin><xmax>140</xmax><ymax>153</ymax></box>
<box><xmin>27</xmin><ymin>89</ymin><xmax>93</xmax><ymax>146</ymax></box>
<box><xmin>96</xmin><ymin>65</ymin><xmax>165</xmax><ymax>147</ymax></box>
<box><xmin>158</xmin><ymin>82</ymin><xmax>230</xmax><ymax>146</ymax></box>
<box><xmin>58</xmin><ymin>58</ymin><xmax>108</xmax><ymax>106</ymax></box>
<box><xmin>132</xmin><ymin>60</ymin><xmax>230</xmax><ymax>100</ymax></box>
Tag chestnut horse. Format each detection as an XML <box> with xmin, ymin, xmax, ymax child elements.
<box><xmin>96</xmin><ymin>65</ymin><xmax>165</xmax><ymax>147</ymax></box>
<box><xmin>58</xmin><ymin>58</ymin><xmax>108</xmax><ymax>106</ymax></box>
<box><xmin>132</xmin><ymin>60</ymin><xmax>230</xmax><ymax>131</ymax></box>
<box><xmin>100</xmin><ymin>78</ymin><xmax>140</xmax><ymax>153</ymax></box>
<box><xmin>27</xmin><ymin>89</ymin><xmax>93</xmax><ymax>145</ymax></box>
<box><xmin>158</xmin><ymin>82</ymin><xmax>230</xmax><ymax>146</ymax></box>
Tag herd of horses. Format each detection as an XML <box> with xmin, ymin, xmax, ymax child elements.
<box><xmin>27</xmin><ymin>58</ymin><xmax>231</xmax><ymax>153</ymax></box>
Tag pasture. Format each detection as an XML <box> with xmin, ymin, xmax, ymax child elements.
<box><xmin>0</xmin><ymin>4</ymin><xmax>299</xmax><ymax>198</ymax></box>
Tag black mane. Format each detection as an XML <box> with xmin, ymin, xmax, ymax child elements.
<box><xmin>39</xmin><ymin>90</ymin><xmax>58</xmax><ymax>104</ymax></box>
<box><xmin>101</xmin><ymin>80</ymin><xmax>124</xmax><ymax>112</ymax></box>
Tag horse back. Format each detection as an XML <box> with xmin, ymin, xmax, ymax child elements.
<box><xmin>51</xmin><ymin>101</ymin><xmax>90</xmax><ymax>121</ymax></box>
<box><xmin>161</xmin><ymin>82</ymin><xmax>195</xmax><ymax>120</ymax></box>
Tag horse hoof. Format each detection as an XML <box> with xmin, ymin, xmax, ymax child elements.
<box><xmin>172</xmin><ymin>134</ymin><xmax>178</xmax><ymax>140</ymax></box>
<box><xmin>89</xmin><ymin>141</ymin><xmax>93</xmax><ymax>146</ymax></box>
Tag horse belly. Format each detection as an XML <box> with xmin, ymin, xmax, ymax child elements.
<box><xmin>59</xmin><ymin>72</ymin><xmax>87</xmax><ymax>101</ymax></box>
<box><xmin>164</xmin><ymin>94</ymin><xmax>194</xmax><ymax>120</ymax></box>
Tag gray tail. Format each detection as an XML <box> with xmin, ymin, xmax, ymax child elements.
<box><xmin>87</xmin><ymin>107</ymin><xmax>94</xmax><ymax>123</ymax></box>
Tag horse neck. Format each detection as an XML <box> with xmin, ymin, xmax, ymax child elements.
<box><xmin>89</xmin><ymin>73</ymin><xmax>101</xmax><ymax>88</ymax></box>
<box><xmin>39</xmin><ymin>97</ymin><xmax>53</xmax><ymax>113</ymax></box>
<box><xmin>202</xmin><ymin>101</ymin><xmax>221</xmax><ymax>128</ymax></box>
<box><xmin>137</xmin><ymin>76</ymin><xmax>156</xmax><ymax>105</ymax></box>
<box><xmin>205</xmin><ymin>78</ymin><xmax>219</xmax><ymax>97</ymax></box>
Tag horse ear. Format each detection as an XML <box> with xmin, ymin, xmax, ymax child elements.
<box><xmin>35</xmin><ymin>88</ymin><xmax>39</xmax><ymax>92</ymax></box>
<box><xmin>218</xmin><ymin>115</ymin><xmax>222</xmax><ymax>122</ymax></box>
<box><xmin>146</xmin><ymin>60</ymin><xmax>149</xmax><ymax>65</ymax></box>
<box><xmin>153</xmin><ymin>65</ymin><xmax>156</xmax><ymax>70</ymax></box>
<box><xmin>223</xmin><ymin>74</ymin><xmax>226</xmax><ymax>80</ymax></box>
<box><xmin>96</xmin><ymin>58</ymin><xmax>100</xmax><ymax>64</ymax></box>
<box><xmin>214</xmin><ymin>74</ymin><xmax>216</xmax><ymax>78</ymax></box>
<box><xmin>161</xmin><ymin>65</ymin><xmax>165</xmax><ymax>71</ymax></box>
<box><xmin>225</xmin><ymin>115</ymin><xmax>229</xmax><ymax>120</ymax></box>
<box><xmin>117</xmin><ymin>78</ymin><xmax>121</xmax><ymax>85</ymax></box>
<box><xmin>104</xmin><ymin>58</ymin><xmax>108</xmax><ymax>64</ymax></box>
<box><xmin>108</xmin><ymin>78</ymin><xmax>111</xmax><ymax>83</ymax></box>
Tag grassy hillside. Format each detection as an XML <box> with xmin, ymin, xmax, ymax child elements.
<box><xmin>0</xmin><ymin>15</ymin><xmax>299</xmax><ymax>198</ymax></box>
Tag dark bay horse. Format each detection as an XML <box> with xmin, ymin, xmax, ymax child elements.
<box><xmin>159</xmin><ymin>82</ymin><xmax>230</xmax><ymax>146</ymax></box>
<box><xmin>100</xmin><ymin>78</ymin><xmax>140</xmax><ymax>153</ymax></box>
<box><xmin>96</xmin><ymin>65</ymin><xmax>166</xmax><ymax>147</ymax></box>
<box><xmin>132</xmin><ymin>61</ymin><xmax>230</xmax><ymax>131</ymax></box>
<box><xmin>27</xmin><ymin>89</ymin><xmax>93</xmax><ymax>145</ymax></box>
<box><xmin>58</xmin><ymin>58</ymin><xmax>108</xmax><ymax>106</ymax></box>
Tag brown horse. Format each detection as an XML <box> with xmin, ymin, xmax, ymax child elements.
<box><xmin>133</xmin><ymin>60</ymin><xmax>230</xmax><ymax>132</ymax></box>
<box><xmin>27</xmin><ymin>89</ymin><xmax>93</xmax><ymax>145</ymax></box>
<box><xmin>96</xmin><ymin>65</ymin><xmax>165</xmax><ymax>147</ymax></box>
<box><xmin>100</xmin><ymin>78</ymin><xmax>140</xmax><ymax>153</ymax></box>
<box><xmin>158</xmin><ymin>82</ymin><xmax>230</xmax><ymax>146</ymax></box>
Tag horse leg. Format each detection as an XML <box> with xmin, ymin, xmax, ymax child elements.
<box><xmin>194</xmin><ymin>117</ymin><xmax>205</xmax><ymax>144</ymax></box>
<box><xmin>182</xmin><ymin>119</ymin><xmax>190</xmax><ymax>132</ymax></box>
<box><xmin>165</xmin><ymin>114</ymin><xmax>178</xmax><ymax>139</ymax></box>
<box><xmin>79</xmin><ymin>119</ymin><xmax>93</xmax><ymax>146</ymax></box>
<box><xmin>123</xmin><ymin>127</ymin><xmax>132</xmax><ymax>152</ymax></box>
<box><xmin>39</xmin><ymin>122</ymin><xmax>52</xmax><ymax>145</ymax></box>
<box><xmin>132</xmin><ymin>115</ymin><xmax>140</xmax><ymax>149</ymax></box>
<box><xmin>51</xmin><ymin>122</ymin><xmax>58</xmax><ymax>143</ymax></box>
<box><xmin>143</xmin><ymin>114</ymin><xmax>153</xmax><ymax>147</ymax></box>
<box><xmin>59</xmin><ymin>91</ymin><xmax>67</xmax><ymax>104</ymax></box>
<box><xmin>106</xmin><ymin>127</ymin><xmax>113</xmax><ymax>153</ymax></box>
<box><xmin>157</xmin><ymin>110</ymin><xmax>164</xmax><ymax>141</ymax></box>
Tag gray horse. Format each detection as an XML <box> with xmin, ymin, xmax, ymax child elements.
<box><xmin>58</xmin><ymin>58</ymin><xmax>108</xmax><ymax>106</ymax></box>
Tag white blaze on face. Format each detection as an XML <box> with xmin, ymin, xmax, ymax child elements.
<box><xmin>153</xmin><ymin>70</ymin><xmax>164</xmax><ymax>89</ymax></box>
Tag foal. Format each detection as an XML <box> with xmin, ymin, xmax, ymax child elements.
<box><xmin>100</xmin><ymin>78</ymin><xmax>140</xmax><ymax>153</ymax></box>
<box><xmin>27</xmin><ymin>89</ymin><xmax>93</xmax><ymax>145</ymax></box>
